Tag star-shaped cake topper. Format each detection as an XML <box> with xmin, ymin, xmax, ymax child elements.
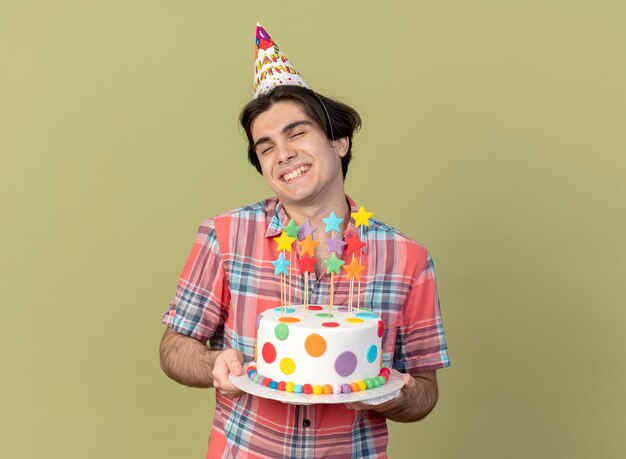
<box><xmin>298</xmin><ymin>219</ymin><xmax>316</xmax><ymax>240</ymax></box>
<box><xmin>272</xmin><ymin>252</ymin><xmax>291</xmax><ymax>276</ymax></box>
<box><xmin>323</xmin><ymin>252</ymin><xmax>345</xmax><ymax>275</ymax></box>
<box><xmin>297</xmin><ymin>252</ymin><xmax>316</xmax><ymax>274</ymax></box>
<box><xmin>297</xmin><ymin>234</ymin><xmax>320</xmax><ymax>257</ymax></box>
<box><xmin>351</xmin><ymin>206</ymin><xmax>374</xmax><ymax>228</ymax></box>
<box><xmin>284</xmin><ymin>219</ymin><xmax>301</xmax><ymax>239</ymax></box>
<box><xmin>344</xmin><ymin>231</ymin><xmax>366</xmax><ymax>257</ymax></box>
<box><xmin>273</xmin><ymin>230</ymin><xmax>296</xmax><ymax>253</ymax></box>
<box><xmin>325</xmin><ymin>234</ymin><xmax>347</xmax><ymax>257</ymax></box>
<box><xmin>343</xmin><ymin>257</ymin><xmax>365</xmax><ymax>281</ymax></box>
<box><xmin>322</xmin><ymin>211</ymin><xmax>343</xmax><ymax>233</ymax></box>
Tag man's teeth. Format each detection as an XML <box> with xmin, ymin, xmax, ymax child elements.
<box><xmin>283</xmin><ymin>166</ymin><xmax>309</xmax><ymax>182</ymax></box>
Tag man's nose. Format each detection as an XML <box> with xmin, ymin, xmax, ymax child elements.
<box><xmin>276</xmin><ymin>141</ymin><xmax>296</xmax><ymax>163</ymax></box>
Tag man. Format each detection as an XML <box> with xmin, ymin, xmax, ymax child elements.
<box><xmin>160</xmin><ymin>24</ymin><xmax>450</xmax><ymax>458</ymax></box>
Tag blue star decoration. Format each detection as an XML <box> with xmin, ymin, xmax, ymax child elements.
<box><xmin>272</xmin><ymin>252</ymin><xmax>291</xmax><ymax>276</ymax></box>
<box><xmin>322</xmin><ymin>211</ymin><xmax>343</xmax><ymax>233</ymax></box>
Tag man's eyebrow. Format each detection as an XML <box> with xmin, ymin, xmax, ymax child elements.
<box><xmin>282</xmin><ymin>120</ymin><xmax>313</xmax><ymax>134</ymax></box>
<box><xmin>253</xmin><ymin>120</ymin><xmax>314</xmax><ymax>151</ymax></box>
<box><xmin>253</xmin><ymin>136</ymin><xmax>271</xmax><ymax>151</ymax></box>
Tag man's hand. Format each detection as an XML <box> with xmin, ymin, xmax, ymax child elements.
<box><xmin>345</xmin><ymin>371</ymin><xmax>438</xmax><ymax>423</ymax></box>
<box><xmin>212</xmin><ymin>349</ymin><xmax>246</xmax><ymax>399</ymax></box>
<box><xmin>160</xmin><ymin>328</ymin><xmax>246</xmax><ymax>398</ymax></box>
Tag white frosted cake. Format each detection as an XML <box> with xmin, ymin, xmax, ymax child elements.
<box><xmin>247</xmin><ymin>305</ymin><xmax>390</xmax><ymax>395</ymax></box>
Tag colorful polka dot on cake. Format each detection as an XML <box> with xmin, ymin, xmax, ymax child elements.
<box><xmin>334</xmin><ymin>351</ymin><xmax>357</xmax><ymax>377</ymax></box>
<box><xmin>346</xmin><ymin>317</ymin><xmax>364</xmax><ymax>324</ymax></box>
<box><xmin>274</xmin><ymin>323</ymin><xmax>289</xmax><ymax>340</ymax></box>
<box><xmin>316</xmin><ymin>313</ymin><xmax>333</xmax><ymax>318</ymax></box>
<box><xmin>304</xmin><ymin>333</ymin><xmax>326</xmax><ymax>357</ymax></box>
<box><xmin>367</xmin><ymin>345</ymin><xmax>378</xmax><ymax>363</ymax></box>
<box><xmin>278</xmin><ymin>317</ymin><xmax>300</xmax><ymax>323</ymax></box>
<box><xmin>279</xmin><ymin>357</ymin><xmax>296</xmax><ymax>375</ymax></box>
<box><xmin>262</xmin><ymin>342</ymin><xmax>276</xmax><ymax>363</ymax></box>
<box><xmin>355</xmin><ymin>312</ymin><xmax>378</xmax><ymax>319</ymax></box>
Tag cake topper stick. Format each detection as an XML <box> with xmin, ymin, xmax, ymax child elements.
<box><xmin>281</xmin><ymin>273</ymin><xmax>286</xmax><ymax>314</ymax></box>
<box><xmin>297</xmin><ymin>235</ymin><xmax>318</xmax><ymax>312</ymax></box>
<box><xmin>284</xmin><ymin>219</ymin><xmax>300</xmax><ymax>309</ymax></box>
<box><xmin>305</xmin><ymin>271</ymin><xmax>308</xmax><ymax>308</ymax></box>
<box><xmin>344</xmin><ymin>230</ymin><xmax>366</xmax><ymax>313</ymax></box>
<box><xmin>298</xmin><ymin>220</ymin><xmax>317</xmax><ymax>311</ymax></box>
<box><xmin>324</xmin><ymin>252</ymin><xmax>344</xmax><ymax>316</ymax></box>
<box><xmin>348</xmin><ymin>274</ymin><xmax>354</xmax><ymax>312</ymax></box>
<box><xmin>330</xmin><ymin>273</ymin><xmax>334</xmax><ymax>314</ymax></box>
<box><xmin>272</xmin><ymin>252</ymin><xmax>291</xmax><ymax>313</ymax></box>
<box><xmin>343</xmin><ymin>256</ymin><xmax>365</xmax><ymax>313</ymax></box>
<box><xmin>274</xmin><ymin>230</ymin><xmax>296</xmax><ymax>314</ymax></box>
<box><xmin>322</xmin><ymin>211</ymin><xmax>344</xmax><ymax>315</ymax></box>
<box><xmin>351</xmin><ymin>206</ymin><xmax>373</xmax><ymax>311</ymax></box>
<box><xmin>289</xmin><ymin>252</ymin><xmax>292</xmax><ymax>307</ymax></box>
<box><xmin>357</xmin><ymin>231</ymin><xmax>362</xmax><ymax>310</ymax></box>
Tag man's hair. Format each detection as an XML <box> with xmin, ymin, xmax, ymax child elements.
<box><xmin>240</xmin><ymin>86</ymin><xmax>362</xmax><ymax>179</ymax></box>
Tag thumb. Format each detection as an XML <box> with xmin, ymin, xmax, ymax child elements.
<box><xmin>221</xmin><ymin>349</ymin><xmax>244</xmax><ymax>376</ymax></box>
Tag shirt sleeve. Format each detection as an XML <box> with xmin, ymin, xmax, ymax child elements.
<box><xmin>393</xmin><ymin>253</ymin><xmax>450</xmax><ymax>373</ymax></box>
<box><xmin>162</xmin><ymin>219</ymin><xmax>230</xmax><ymax>344</ymax></box>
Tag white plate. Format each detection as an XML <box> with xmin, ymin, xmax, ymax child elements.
<box><xmin>229</xmin><ymin>367</ymin><xmax>404</xmax><ymax>405</ymax></box>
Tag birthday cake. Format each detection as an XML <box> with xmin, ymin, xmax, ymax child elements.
<box><xmin>247</xmin><ymin>305</ymin><xmax>390</xmax><ymax>395</ymax></box>
<box><xmin>244</xmin><ymin>203</ymin><xmax>389</xmax><ymax>396</ymax></box>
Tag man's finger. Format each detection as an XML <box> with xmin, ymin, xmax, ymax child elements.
<box><xmin>221</xmin><ymin>349</ymin><xmax>244</xmax><ymax>376</ymax></box>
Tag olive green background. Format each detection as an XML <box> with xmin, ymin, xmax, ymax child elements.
<box><xmin>1</xmin><ymin>1</ymin><xmax>625</xmax><ymax>458</ymax></box>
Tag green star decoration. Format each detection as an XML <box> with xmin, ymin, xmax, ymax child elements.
<box><xmin>323</xmin><ymin>252</ymin><xmax>345</xmax><ymax>275</ymax></box>
<box><xmin>284</xmin><ymin>218</ymin><xmax>301</xmax><ymax>239</ymax></box>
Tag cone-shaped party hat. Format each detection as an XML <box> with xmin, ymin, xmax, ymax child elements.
<box><xmin>254</xmin><ymin>23</ymin><xmax>309</xmax><ymax>98</ymax></box>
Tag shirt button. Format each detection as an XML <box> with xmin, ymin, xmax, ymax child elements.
<box><xmin>303</xmin><ymin>419</ymin><xmax>311</xmax><ymax>427</ymax></box>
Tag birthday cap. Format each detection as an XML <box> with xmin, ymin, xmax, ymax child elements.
<box><xmin>254</xmin><ymin>23</ymin><xmax>309</xmax><ymax>98</ymax></box>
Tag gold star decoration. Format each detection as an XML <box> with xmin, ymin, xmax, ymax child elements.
<box><xmin>351</xmin><ymin>206</ymin><xmax>374</xmax><ymax>228</ymax></box>
<box><xmin>273</xmin><ymin>230</ymin><xmax>296</xmax><ymax>253</ymax></box>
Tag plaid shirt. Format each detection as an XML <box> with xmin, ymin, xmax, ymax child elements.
<box><xmin>163</xmin><ymin>196</ymin><xmax>450</xmax><ymax>459</ymax></box>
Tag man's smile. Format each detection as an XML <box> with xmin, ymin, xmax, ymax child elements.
<box><xmin>280</xmin><ymin>164</ymin><xmax>311</xmax><ymax>182</ymax></box>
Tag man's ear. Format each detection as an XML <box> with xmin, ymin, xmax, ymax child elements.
<box><xmin>332</xmin><ymin>137</ymin><xmax>349</xmax><ymax>158</ymax></box>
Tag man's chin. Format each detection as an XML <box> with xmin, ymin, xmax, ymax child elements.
<box><xmin>274</xmin><ymin>188</ymin><xmax>316</xmax><ymax>206</ymax></box>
